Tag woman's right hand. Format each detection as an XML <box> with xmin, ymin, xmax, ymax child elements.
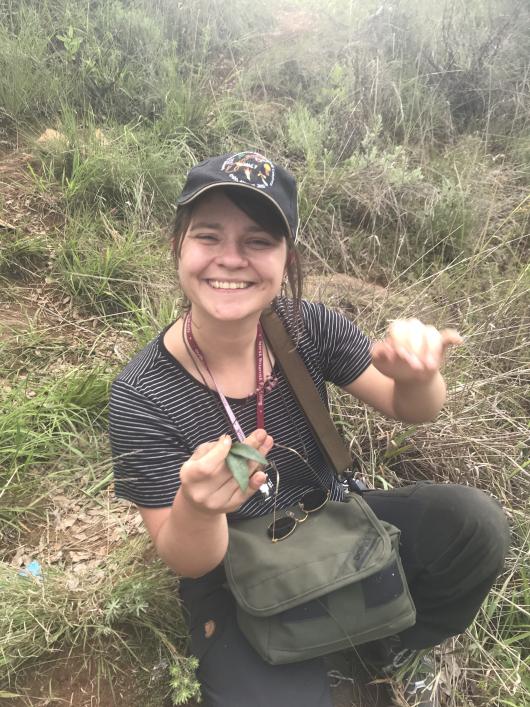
<box><xmin>179</xmin><ymin>429</ymin><xmax>273</xmax><ymax>515</ymax></box>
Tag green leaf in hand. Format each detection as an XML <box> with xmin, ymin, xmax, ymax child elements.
<box><xmin>226</xmin><ymin>454</ymin><xmax>251</xmax><ymax>492</ymax></box>
<box><xmin>227</xmin><ymin>442</ymin><xmax>268</xmax><ymax>492</ymax></box>
<box><xmin>230</xmin><ymin>442</ymin><xmax>268</xmax><ymax>465</ymax></box>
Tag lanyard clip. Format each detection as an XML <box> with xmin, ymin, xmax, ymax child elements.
<box><xmin>340</xmin><ymin>470</ymin><xmax>367</xmax><ymax>495</ymax></box>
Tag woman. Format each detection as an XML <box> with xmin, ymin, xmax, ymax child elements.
<box><xmin>109</xmin><ymin>151</ymin><xmax>509</xmax><ymax>707</ymax></box>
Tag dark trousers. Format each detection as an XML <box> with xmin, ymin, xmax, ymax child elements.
<box><xmin>179</xmin><ymin>483</ymin><xmax>510</xmax><ymax>707</ymax></box>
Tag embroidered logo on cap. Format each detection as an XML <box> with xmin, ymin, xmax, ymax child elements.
<box><xmin>221</xmin><ymin>152</ymin><xmax>275</xmax><ymax>189</ymax></box>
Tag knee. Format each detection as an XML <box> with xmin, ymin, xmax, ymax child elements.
<box><xmin>457</xmin><ymin>486</ymin><xmax>509</xmax><ymax>566</ymax></box>
<box><xmin>417</xmin><ymin>484</ymin><xmax>510</xmax><ymax>573</ymax></box>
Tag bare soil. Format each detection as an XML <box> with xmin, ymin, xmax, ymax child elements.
<box><xmin>4</xmin><ymin>653</ymin><xmax>144</xmax><ymax>707</ymax></box>
<box><xmin>0</xmin><ymin>150</ymin><xmax>63</xmax><ymax>235</ymax></box>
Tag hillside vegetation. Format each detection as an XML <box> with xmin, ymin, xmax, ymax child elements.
<box><xmin>0</xmin><ymin>0</ymin><xmax>528</xmax><ymax>705</ymax></box>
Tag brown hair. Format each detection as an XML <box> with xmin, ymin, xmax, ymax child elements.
<box><xmin>169</xmin><ymin>186</ymin><xmax>303</xmax><ymax>311</ymax></box>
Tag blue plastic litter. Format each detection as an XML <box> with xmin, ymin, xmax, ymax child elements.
<box><xmin>19</xmin><ymin>560</ymin><xmax>43</xmax><ymax>580</ymax></box>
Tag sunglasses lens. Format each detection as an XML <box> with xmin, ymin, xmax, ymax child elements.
<box><xmin>267</xmin><ymin>516</ymin><xmax>297</xmax><ymax>540</ymax></box>
<box><xmin>301</xmin><ymin>489</ymin><xmax>328</xmax><ymax>512</ymax></box>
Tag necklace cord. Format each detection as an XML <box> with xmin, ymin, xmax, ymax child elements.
<box><xmin>184</xmin><ymin>312</ymin><xmax>264</xmax><ymax>439</ymax></box>
<box><xmin>179</xmin><ymin>312</ymin><xmax>328</xmax><ymax>512</ymax></box>
<box><xmin>181</xmin><ymin>315</ymin><xmax>240</xmax><ymax>435</ymax></box>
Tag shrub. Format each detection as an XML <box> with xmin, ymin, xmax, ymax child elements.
<box><xmin>0</xmin><ymin>535</ymin><xmax>199</xmax><ymax>705</ymax></box>
<box><xmin>0</xmin><ymin>9</ymin><xmax>63</xmax><ymax>128</ymax></box>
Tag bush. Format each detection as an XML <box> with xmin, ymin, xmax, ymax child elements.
<box><xmin>0</xmin><ymin>536</ymin><xmax>199</xmax><ymax>703</ymax></box>
<box><xmin>0</xmin><ymin>9</ymin><xmax>63</xmax><ymax>129</ymax></box>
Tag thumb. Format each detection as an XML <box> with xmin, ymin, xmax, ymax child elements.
<box><xmin>440</xmin><ymin>328</ymin><xmax>464</xmax><ymax>351</ymax></box>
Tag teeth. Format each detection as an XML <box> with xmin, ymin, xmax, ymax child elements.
<box><xmin>209</xmin><ymin>280</ymin><xmax>250</xmax><ymax>290</ymax></box>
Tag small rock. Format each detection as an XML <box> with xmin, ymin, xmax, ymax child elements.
<box><xmin>36</xmin><ymin>128</ymin><xmax>68</xmax><ymax>146</ymax></box>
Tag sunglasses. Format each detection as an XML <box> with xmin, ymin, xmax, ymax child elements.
<box><xmin>267</xmin><ymin>487</ymin><xmax>330</xmax><ymax>543</ymax></box>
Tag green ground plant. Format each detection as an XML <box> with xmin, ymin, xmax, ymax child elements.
<box><xmin>35</xmin><ymin>114</ymin><xmax>186</xmax><ymax>219</ymax></box>
<box><xmin>0</xmin><ymin>368</ymin><xmax>110</xmax><ymax>530</ymax></box>
<box><xmin>0</xmin><ymin>7</ymin><xmax>63</xmax><ymax>130</ymax></box>
<box><xmin>469</xmin><ymin>514</ymin><xmax>530</xmax><ymax>704</ymax></box>
<box><xmin>0</xmin><ymin>231</ymin><xmax>50</xmax><ymax>279</ymax></box>
<box><xmin>120</xmin><ymin>293</ymin><xmax>182</xmax><ymax>349</ymax></box>
<box><xmin>0</xmin><ymin>537</ymin><xmax>200</xmax><ymax>704</ymax></box>
<box><xmin>55</xmin><ymin>220</ymin><xmax>160</xmax><ymax>317</ymax></box>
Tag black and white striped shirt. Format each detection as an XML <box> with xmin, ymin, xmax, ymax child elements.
<box><xmin>109</xmin><ymin>299</ymin><xmax>372</xmax><ymax>519</ymax></box>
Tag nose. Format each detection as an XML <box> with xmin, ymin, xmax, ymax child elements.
<box><xmin>214</xmin><ymin>239</ymin><xmax>248</xmax><ymax>269</ymax></box>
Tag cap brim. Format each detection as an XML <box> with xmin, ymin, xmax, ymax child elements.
<box><xmin>177</xmin><ymin>182</ymin><xmax>295</xmax><ymax>241</ymax></box>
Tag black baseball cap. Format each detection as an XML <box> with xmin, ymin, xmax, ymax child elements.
<box><xmin>176</xmin><ymin>151</ymin><xmax>299</xmax><ymax>241</ymax></box>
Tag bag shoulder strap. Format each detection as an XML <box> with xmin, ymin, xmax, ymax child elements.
<box><xmin>260</xmin><ymin>307</ymin><xmax>352</xmax><ymax>475</ymax></box>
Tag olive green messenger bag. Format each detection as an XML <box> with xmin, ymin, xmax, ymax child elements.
<box><xmin>223</xmin><ymin>309</ymin><xmax>416</xmax><ymax>665</ymax></box>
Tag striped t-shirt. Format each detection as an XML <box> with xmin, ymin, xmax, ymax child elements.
<box><xmin>109</xmin><ymin>298</ymin><xmax>372</xmax><ymax>520</ymax></box>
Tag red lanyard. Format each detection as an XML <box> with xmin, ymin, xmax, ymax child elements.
<box><xmin>185</xmin><ymin>313</ymin><xmax>265</xmax><ymax>440</ymax></box>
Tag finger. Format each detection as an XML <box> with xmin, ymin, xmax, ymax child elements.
<box><xmin>225</xmin><ymin>471</ymin><xmax>267</xmax><ymax>511</ymax></box>
<box><xmin>258</xmin><ymin>433</ymin><xmax>274</xmax><ymax>456</ymax></box>
<box><xmin>194</xmin><ymin>434</ymin><xmax>232</xmax><ymax>468</ymax></box>
<box><xmin>388</xmin><ymin>319</ymin><xmax>424</xmax><ymax>364</ymax></box>
<box><xmin>190</xmin><ymin>440</ymin><xmax>218</xmax><ymax>461</ymax></box>
<box><xmin>224</xmin><ymin>483</ymin><xmax>249</xmax><ymax>512</ymax></box>
<box><xmin>182</xmin><ymin>437</ymin><xmax>234</xmax><ymax>491</ymax></box>
<box><xmin>248</xmin><ymin>469</ymin><xmax>268</xmax><ymax>491</ymax></box>
<box><xmin>406</xmin><ymin>319</ymin><xmax>425</xmax><ymax>358</ymax></box>
<box><xmin>371</xmin><ymin>340</ymin><xmax>394</xmax><ymax>362</ymax></box>
<box><xmin>244</xmin><ymin>428</ymin><xmax>268</xmax><ymax>448</ymax></box>
<box><xmin>440</xmin><ymin>328</ymin><xmax>464</xmax><ymax>350</ymax></box>
<box><xmin>388</xmin><ymin>319</ymin><xmax>408</xmax><ymax>347</ymax></box>
<box><xmin>242</xmin><ymin>430</ymin><xmax>274</xmax><ymax>474</ymax></box>
<box><xmin>371</xmin><ymin>341</ymin><xmax>402</xmax><ymax>374</ymax></box>
<box><xmin>422</xmin><ymin>325</ymin><xmax>443</xmax><ymax>369</ymax></box>
<box><xmin>208</xmin><ymin>466</ymin><xmax>258</xmax><ymax>512</ymax></box>
<box><xmin>199</xmin><ymin>476</ymin><xmax>242</xmax><ymax>512</ymax></box>
<box><xmin>394</xmin><ymin>343</ymin><xmax>423</xmax><ymax>370</ymax></box>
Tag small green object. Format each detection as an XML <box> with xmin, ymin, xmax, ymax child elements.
<box><xmin>227</xmin><ymin>443</ymin><xmax>268</xmax><ymax>491</ymax></box>
<box><xmin>230</xmin><ymin>442</ymin><xmax>268</xmax><ymax>465</ymax></box>
<box><xmin>227</xmin><ymin>454</ymin><xmax>251</xmax><ymax>491</ymax></box>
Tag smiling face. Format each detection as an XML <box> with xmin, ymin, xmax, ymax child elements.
<box><xmin>177</xmin><ymin>190</ymin><xmax>288</xmax><ymax>325</ymax></box>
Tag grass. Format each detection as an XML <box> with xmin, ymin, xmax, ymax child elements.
<box><xmin>0</xmin><ymin>367</ymin><xmax>111</xmax><ymax>532</ymax></box>
<box><xmin>0</xmin><ymin>0</ymin><xmax>529</xmax><ymax>704</ymax></box>
<box><xmin>0</xmin><ymin>536</ymin><xmax>200</xmax><ymax>705</ymax></box>
<box><xmin>34</xmin><ymin>114</ymin><xmax>188</xmax><ymax>220</ymax></box>
<box><xmin>0</xmin><ymin>231</ymin><xmax>50</xmax><ymax>279</ymax></box>
<box><xmin>55</xmin><ymin>217</ymin><xmax>161</xmax><ymax>317</ymax></box>
<box><xmin>468</xmin><ymin>513</ymin><xmax>530</xmax><ymax>704</ymax></box>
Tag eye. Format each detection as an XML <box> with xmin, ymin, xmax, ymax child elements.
<box><xmin>248</xmin><ymin>237</ymin><xmax>275</xmax><ymax>248</ymax></box>
<box><xmin>194</xmin><ymin>234</ymin><xmax>218</xmax><ymax>243</ymax></box>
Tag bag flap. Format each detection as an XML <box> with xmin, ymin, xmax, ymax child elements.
<box><xmin>225</xmin><ymin>495</ymin><xmax>395</xmax><ymax>617</ymax></box>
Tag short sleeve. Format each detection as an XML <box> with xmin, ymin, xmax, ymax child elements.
<box><xmin>109</xmin><ymin>380</ymin><xmax>189</xmax><ymax>508</ymax></box>
<box><xmin>300</xmin><ymin>300</ymin><xmax>372</xmax><ymax>386</ymax></box>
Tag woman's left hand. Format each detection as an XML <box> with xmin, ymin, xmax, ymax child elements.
<box><xmin>371</xmin><ymin>318</ymin><xmax>463</xmax><ymax>383</ymax></box>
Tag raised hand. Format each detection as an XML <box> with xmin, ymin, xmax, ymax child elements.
<box><xmin>371</xmin><ymin>318</ymin><xmax>463</xmax><ymax>383</ymax></box>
